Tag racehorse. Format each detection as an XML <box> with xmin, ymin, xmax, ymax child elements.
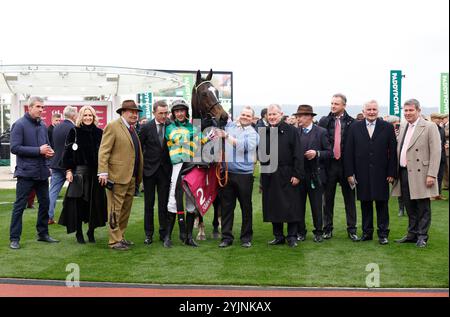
<box><xmin>189</xmin><ymin>69</ymin><xmax>228</xmax><ymax>240</ymax></box>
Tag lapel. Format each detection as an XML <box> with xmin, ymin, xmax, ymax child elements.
<box><xmin>360</xmin><ymin>120</ymin><xmax>371</xmax><ymax>140</ymax></box>
<box><xmin>371</xmin><ymin>118</ymin><xmax>385</xmax><ymax>141</ymax></box>
<box><xmin>150</xmin><ymin>119</ymin><xmax>159</xmax><ymax>143</ymax></box>
<box><xmin>407</xmin><ymin>118</ymin><xmax>426</xmax><ymax>150</ymax></box>
<box><xmin>118</xmin><ymin>118</ymin><xmax>134</xmax><ymax>148</ymax></box>
<box><xmin>306</xmin><ymin>125</ymin><xmax>316</xmax><ymax>149</ymax></box>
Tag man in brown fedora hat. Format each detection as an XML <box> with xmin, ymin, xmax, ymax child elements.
<box><xmin>98</xmin><ymin>100</ymin><xmax>144</xmax><ymax>250</ymax></box>
<box><xmin>294</xmin><ymin>105</ymin><xmax>332</xmax><ymax>243</ymax></box>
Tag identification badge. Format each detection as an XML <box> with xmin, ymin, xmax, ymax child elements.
<box><xmin>72</xmin><ymin>143</ymin><xmax>78</xmax><ymax>151</ymax></box>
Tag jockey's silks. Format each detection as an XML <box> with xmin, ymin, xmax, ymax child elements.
<box><xmin>165</xmin><ymin>119</ymin><xmax>208</xmax><ymax>164</ymax></box>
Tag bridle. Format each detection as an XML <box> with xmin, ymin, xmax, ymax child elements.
<box><xmin>194</xmin><ymin>80</ymin><xmax>221</xmax><ymax>118</ymax></box>
<box><xmin>194</xmin><ymin>80</ymin><xmax>228</xmax><ymax>187</ymax></box>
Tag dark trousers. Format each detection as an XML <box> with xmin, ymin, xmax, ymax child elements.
<box><xmin>10</xmin><ymin>177</ymin><xmax>49</xmax><ymax>242</ymax></box>
<box><xmin>272</xmin><ymin>222</ymin><xmax>297</xmax><ymax>242</ymax></box>
<box><xmin>400</xmin><ymin>168</ymin><xmax>431</xmax><ymax>241</ymax></box>
<box><xmin>143</xmin><ymin>169</ymin><xmax>170</xmax><ymax>240</ymax></box>
<box><xmin>323</xmin><ymin>159</ymin><xmax>357</xmax><ymax>234</ymax></box>
<box><xmin>297</xmin><ymin>175</ymin><xmax>323</xmax><ymax>236</ymax></box>
<box><xmin>221</xmin><ymin>173</ymin><xmax>254</xmax><ymax>244</ymax></box>
<box><xmin>437</xmin><ymin>163</ymin><xmax>445</xmax><ymax>194</ymax></box>
<box><xmin>360</xmin><ymin>200</ymin><xmax>390</xmax><ymax>239</ymax></box>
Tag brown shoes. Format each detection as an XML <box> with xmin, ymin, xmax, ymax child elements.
<box><xmin>48</xmin><ymin>219</ymin><xmax>55</xmax><ymax>225</ymax></box>
<box><xmin>110</xmin><ymin>242</ymin><xmax>129</xmax><ymax>251</ymax></box>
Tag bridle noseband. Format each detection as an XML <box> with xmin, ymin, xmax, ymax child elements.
<box><xmin>194</xmin><ymin>80</ymin><xmax>221</xmax><ymax>117</ymax></box>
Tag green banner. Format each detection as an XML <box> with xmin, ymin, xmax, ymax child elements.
<box><xmin>137</xmin><ymin>92</ymin><xmax>153</xmax><ymax>119</ymax></box>
<box><xmin>440</xmin><ymin>73</ymin><xmax>449</xmax><ymax>114</ymax></box>
<box><xmin>389</xmin><ymin>70</ymin><xmax>402</xmax><ymax>117</ymax></box>
<box><xmin>181</xmin><ymin>74</ymin><xmax>194</xmax><ymax>103</ymax></box>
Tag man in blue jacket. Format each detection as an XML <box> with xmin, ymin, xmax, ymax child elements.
<box><xmin>9</xmin><ymin>96</ymin><xmax>60</xmax><ymax>249</ymax></box>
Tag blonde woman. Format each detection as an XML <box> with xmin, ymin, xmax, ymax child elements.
<box><xmin>58</xmin><ymin>106</ymin><xmax>107</xmax><ymax>243</ymax></box>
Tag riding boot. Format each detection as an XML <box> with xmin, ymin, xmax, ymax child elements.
<box><xmin>178</xmin><ymin>212</ymin><xmax>186</xmax><ymax>242</ymax></box>
<box><xmin>164</xmin><ymin>213</ymin><xmax>177</xmax><ymax>248</ymax></box>
<box><xmin>184</xmin><ymin>212</ymin><xmax>198</xmax><ymax>247</ymax></box>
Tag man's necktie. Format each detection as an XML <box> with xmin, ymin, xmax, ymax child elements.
<box><xmin>303</xmin><ymin>128</ymin><xmax>309</xmax><ymax>134</ymax></box>
<box><xmin>400</xmin><ymin>124</ymin><xmax>414</xmax><ymax>167</ymax></box>
<box><xmin>158</xmin><ymin>124</ymin><xmax>164</xmax><ymax>146</ymax></box>
<box><xmin>367</xmin><ymin>123</ymin><xmax>374</xmax><ymax>138</ymax></box>
<box><xmin>333</xmin><ymin>118</ymin><xmax>341</xmax><ymax>160</ymax></box>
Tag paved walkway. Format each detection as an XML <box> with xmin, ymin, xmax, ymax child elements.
<box><xmin>0</xmin><ymin>166</ymin><xmax>15</xmax><ymax>189</ymax></box>
<box><xmin>0</xmin><ymin>278</ymin><xmax>448</xmax><ymax>297</ymax></box>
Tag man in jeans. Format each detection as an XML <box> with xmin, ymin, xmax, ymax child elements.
<box><xmin>9</xmin><ymin>96</ymin><xmax>60</xmax><ymax>249</ymax></box>
<box><xmin>48</xmin><ymin>106</ymin><xmax>78</xmax><ymax>224</ymax></box>
<box><xmin>215</xmin><ymin>106</ymin><xmax>259</xmax><ymax>248</ymax></box>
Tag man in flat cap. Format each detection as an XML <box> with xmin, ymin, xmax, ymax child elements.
<box><xmin>98</xmin><ymin>100</ymin><xmax>144</xmax><ymax>250</ymax></box>
<box><xmin>430</xmin><ymin>113</ymin><xmax>447</xmax><ymax>200</ymax></box>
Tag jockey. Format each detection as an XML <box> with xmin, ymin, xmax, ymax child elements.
<box><xmin>164</xmin><ymin>99</ymin><xmax>211</xmax><ymax>247</ymax></box>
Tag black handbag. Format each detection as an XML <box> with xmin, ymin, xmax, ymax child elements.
<box><xmin>66</xmin><ymin>174</ymin><xmax>84</xmax><ymax>198</ymax></box>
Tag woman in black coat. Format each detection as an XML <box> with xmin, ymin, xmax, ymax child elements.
<box><xmin>58</xmin><ymin>106</ymin><xmax>107</xmax><ymax>243</ymax></box>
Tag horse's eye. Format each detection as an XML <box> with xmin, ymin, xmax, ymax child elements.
<box><xmin>201</xmin><ymin>92</ymin><xmax>208</xmax><ymax>97</ymax></box>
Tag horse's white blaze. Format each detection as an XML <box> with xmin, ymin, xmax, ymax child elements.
<box><xmin>208</xmin><ymin>86</ymin><xmax>219</xmax><ymax>102</ymax></box>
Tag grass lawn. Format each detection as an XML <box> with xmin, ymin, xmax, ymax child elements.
<box><xmin>0</xmin><ymin>177</ymin><xmax>448</xmax><ymax>288</ymax></box>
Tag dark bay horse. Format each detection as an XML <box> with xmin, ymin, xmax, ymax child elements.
<box><xmin>190</xmin><ymin>69</ymin><xmax>228</xmax><ymax>240</ymax></box>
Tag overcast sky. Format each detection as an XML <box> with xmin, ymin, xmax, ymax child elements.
<box><xmin>1</xmin><ymin>0</ymin><xmax>449</xmax><ymax>108</ymax></box>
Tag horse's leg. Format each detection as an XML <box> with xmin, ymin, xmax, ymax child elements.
<box><xmin>197</xmin><ymin>215</ymin><xmax>206</xmax><ymax>241</ymax></box>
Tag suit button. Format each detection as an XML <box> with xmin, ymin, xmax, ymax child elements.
<box><xmin>417</xmin><ymin>159</ymin><xmax>419</xmax><ymax>161</ymax></box>
<box><xmin>416</xmin><ymin>149</ymin><xmax>419</xmax><ymax>151</ymax></box>
<box><xmin>418</xmin><ymin>169</ymin><xmax>421</xmax><ymax>172</ymax></box>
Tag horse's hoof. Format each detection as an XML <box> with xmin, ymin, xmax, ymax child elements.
<box><xmin>197</xmin><ymin>233</ymin><xmax>206</xmax><ymax>241</ymax></box>
<box><xmin>212</xmin><ymin>232</ymin><xmax>220</xmax><ymax>239</ymax></box>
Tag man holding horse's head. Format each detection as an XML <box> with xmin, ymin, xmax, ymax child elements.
<box><xmin>214</xmin><ymin>106</ymin><xmax>259</xmax><ymax>248</ymax></box>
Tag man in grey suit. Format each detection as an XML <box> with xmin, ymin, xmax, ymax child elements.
<box><xmin>391</xmin><ymin>99</ymin><xmax>441</xmax><ymax>248</ymax></box>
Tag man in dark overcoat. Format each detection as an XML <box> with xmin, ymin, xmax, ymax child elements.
<box><xmin>294</xmin><ymin>105</ymin><xmax>332</xmax><ymax>243</ymax></box>
<box><xmin>344</xmin><ymin>100</ymin><xmax>397</xmax><ymax>244</ymax></box>
<box><xmin>261</xmin><ymin>104</ymin><xmax>304</xmax><ymax>247</ymax></box>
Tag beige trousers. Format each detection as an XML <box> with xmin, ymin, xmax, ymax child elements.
<box><xmin>106</xmin><ymin>177</ymin><xmax>135</xmax><ymax>246</ymax></box>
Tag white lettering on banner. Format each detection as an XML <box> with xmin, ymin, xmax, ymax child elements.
<box><xmin>443</xmin><ymin>75</ymin><xmax>448</xmax><ymax>112</ymax></box>
<box><xmin>392</xmin><ymin>72</ymin><xmax>400</xmax><ymax>115</ymax></box>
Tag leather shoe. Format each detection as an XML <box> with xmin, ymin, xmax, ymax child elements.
<box><xmin>323</xmin><ymin>232</ymin><xmax>332</xmax><ymax>239</ymax></box>
<box><xmin>379</xmin><ymin>237</ymin><xmax>389</xmax><ymax>245</ymax></box>
<box><xmin>121</xmin><ymin>239</ymin><xmax>134</xmax><ymax>246</ymax></box>
<box><xmin>313</xmin><ymin>235</ymin><xmax>323</xmax><ymax>243</ymax></box>
<box><xmin>219</xmin><ymin>241</ymin><xmax>232</xmax><ymax>248</ymax></box>
<box><xmin>10</xmin><ymin>241</ymin><xmax>20</xmax><ymax>249</ymax></box>
<box><xmin>297</xmin><ymin>234</ymin><xmax>306</xmax><ymax>241</ymax></box>
<box><xmin>144</xmin><ymin>237</ymin><xmax>153</xmax><ymax>245</ymax></box>
<box><xmin>37</xmin><ymin>235</ymin><xmax>59</xmax><ymax>243</ymax></box>
<box><xmin>268</xmin><ymin>238</ymin><xmax>285</xmax><ymax>245</ymax></box>
<box><xmin>287</xmin><ymin>240</ymin><xmax>298</xmax><ymax>248</ymax></box>
<box><xmin>395</xmin><ymin>236</ymin><xmax>417</xmax><ymax>243</ymax></box>
<box><xmin>416</xmin><ymin>239</ymin><xmax>427</xmax><ymax>248</ymax></box>
<box><xmin>110</xmin><ymin>242</ymin><xmax>129</xmax><ymax>251</ymax></box>
<box><xmin>163</xmin><ymin>238</ymin><xmax>173</xmax><ymax>248</ymax></box>
<box><xmin>241</xmin><ymin>241</ymin><xmax>252</xmax><ymax>248</ymax></box>
<box><xmin>48</xmin><ymin>219</ymin><xmax>55</xmax><ymax>225</ymax></box>
<box><xmin>360</xmin><ymin>234</ymin><xmax>373</xmax><ymax>241</ymax></box>
<box><xmin>184</xmin><ymin>238</ymin><xmax>199</xmax><ymax>247</ymax></box>
<box><xmin>348</xmin><ymin>233</ymin><xmax>360</xmax><ymax>242</ymax></box>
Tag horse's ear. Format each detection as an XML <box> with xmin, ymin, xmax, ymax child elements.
<box><xmin>206</xmin><ymin>69</ymin><xmax>213</xmax><ymax>81</ymax></box>
<box><xmin>196</xmin><ymin>70</ymin><xmax>202</xmax><ymax>84</ymax></box>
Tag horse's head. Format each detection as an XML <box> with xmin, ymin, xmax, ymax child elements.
<box><xmin>191</xmin><ymin>69</ymin><xmax>229</xmax><ymax>128</ymax></box>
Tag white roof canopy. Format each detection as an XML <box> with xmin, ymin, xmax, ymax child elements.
<box><xmin>0</xmin><ymin>64</ymin><xmax>183</xmax><ymax>96</ymax></box>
